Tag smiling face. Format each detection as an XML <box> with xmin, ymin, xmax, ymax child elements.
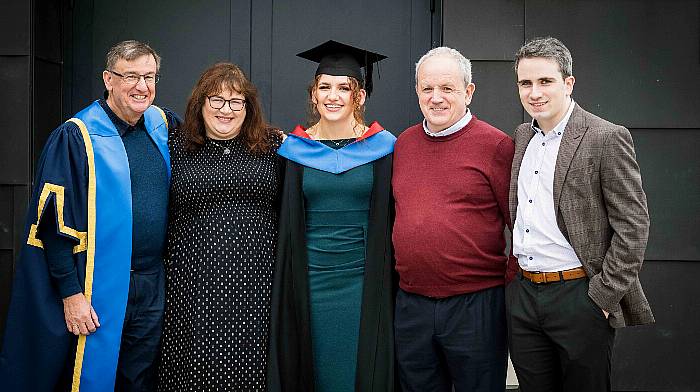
<box><xmin>312</xmin><ymin>74</ymin><xmax>366</xmax><ymax>125</ymax></box>
<box><xmin>202</xmin><ymin>87</ymin><xmax>246</xmax><ymax>140</ymax></box>
<box><xmin>415</xmin><ymin>55</ymin><xmax>474</xmax><ymax>132</ymax></box>
<box><xmin>516</xmin><ymin>57</ymin><xmax>575</xmax><ymax>132</ymax></box>
<box><xmin>103</xmin><ymin>54</ymin><xmax>157</xmax><ymax>125</ymax></box>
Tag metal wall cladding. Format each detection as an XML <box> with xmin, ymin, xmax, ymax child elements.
<box><xmin>524</xmin><ymin>0</ymin><xmax>700</xmax><ymax>129</ymax></box>
<box><xmin>468</xmin><ymin>61</ymin><xmax>524</xmax><ymax>135</ymax></box>
<box><xmin>0</xmin><ymin>57</ymin><xmax>31</xmax><ymax>185</ymax></box>
<box><xmin>632</xmin><ymin>128</ymin><xmax>700</xmax><ymax>261</ymax></box>
<box><xmin>0</xmin><ymin>250</ymin><xmax>13</xmax><ymax>340</ymax></box>
<box><xmin>0</xmin><ymin>2</ymin><xmax>31</xmax><ymax>55</ymax></box>
<box><xmin>72</xmin><ymin>0</ymin><xmax>433</xmax><ymax>134</ymax></box>
<box><xmin>613</xmin><ymin>261</ymin><xmax>700</xmax><ymax>391</ymax></box>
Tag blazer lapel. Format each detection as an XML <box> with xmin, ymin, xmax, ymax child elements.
<box><xmin>553</xmin><ymin>103</ymin><xmax>588</xmax><ymax>216</ymax></box>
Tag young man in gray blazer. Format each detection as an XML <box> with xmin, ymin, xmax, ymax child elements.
<box><xmin>507</xmin><ymin>36</ymin><xmax>654</xmax><ymax>392</ymax></box>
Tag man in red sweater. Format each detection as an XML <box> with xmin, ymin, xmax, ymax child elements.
<box><xmin>392</xmin><ymin>47</ymin><xmax>516</xmax><ymax>392</ymax></box>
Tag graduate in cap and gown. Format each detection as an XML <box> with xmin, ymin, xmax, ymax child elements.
<box><xmin>267</xmin><ymin>40</ymin><xmax>397</xmax><ymax>392</ymax></box>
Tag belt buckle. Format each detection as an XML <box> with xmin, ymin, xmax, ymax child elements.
<box><xmin>537</xmin><ymin>271</ymin><xmax>548</xmax><ymax>284</ymax></box>
<box><xmin>529</xmin><ymin>271</ymin><xmax>545</xmax><ymax>284</ymax></box>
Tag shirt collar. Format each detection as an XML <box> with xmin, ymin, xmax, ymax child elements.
<box><xmin>531</xmin><ymin>98</ymin><xmax>575</xmax><ymax>137</ymax></box>
<box><xmin>423</xmin><ymin>109</ymin><xmax>472</xmax><ymax>137</ymax></box>
<box><xmin>98</xmin><ymin>98</ymin><xmax>145</xmax><ymax>136</ymax></box>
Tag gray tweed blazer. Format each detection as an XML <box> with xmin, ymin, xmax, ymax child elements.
<box><xmin>509</xmin><ymin>104</ymin><xmax>654</xmax><ymax>328</ymax></box>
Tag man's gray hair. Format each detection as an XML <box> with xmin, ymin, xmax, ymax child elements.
<box><xmin>514</xmin><ymin>37</ymin><xmax>572</xmax><ymax>78</ymax></box>
<box><xmin>105</xmin><ymin>40</ymin><xmax>161</xmax><ymax>72</ymax></box>
<box><xmin>415</xmin><ymin>47</ymin><xmax>472</xmax><ymax>87</ymax></box>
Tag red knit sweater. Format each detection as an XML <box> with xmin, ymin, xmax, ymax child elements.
<box><xmin>392</xmin><ymin>116</ymin><xmax>517</xmax><ymax>298</ymax></box>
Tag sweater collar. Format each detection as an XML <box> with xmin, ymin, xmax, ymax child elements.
<box><xmin>422</xmin><ymin>109</ymin><xmax>472</xmax><ymax>137</ymax></box>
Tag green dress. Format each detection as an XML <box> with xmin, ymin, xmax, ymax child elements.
<box><xmin>303</xmin><ymin>139</ymin><xmax>373</xmax><ymax>392</ymax></box>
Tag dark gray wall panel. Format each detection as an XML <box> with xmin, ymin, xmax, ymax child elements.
<box><xmin>251</xmin><ymin>0</ymin><xmax>274</xmax><ymax>122</ymax></box>
<box><xmin>0</xmin><ymin>2</ymin><xmax>31</xmax><ymax>55</ymax></box>
<box><xmin>13</xmin><ymin>186</ymin><xmax>29</xmax><ymax>261</ymax></box>
<box><xmin>409</xmin><ymin>0</ymin><xmax>438</xmax><ymax>128</ymax></box>
<box><xmin>89</xmin><ymin>0</ymin><xmax>242</xmax><ymax>116</ymax></box>
<box><xmin>268</xmin><ymin>0</ymin><xmax>430</xmax><ymax>134</ymax></box>
<box><xmin>410</xmin><ymin>0</ymin><xmax>434</xmax><ymax>73</ymax></box>
<box><xmin>0</xmin><ymin>56</ymin><xmax>30</xmax><ymax>184</ymax></box>
<box><xmin>70</xmin><ymin>0</ymin><xmax>433</xmax><ymax>133</ymax></box>
<box><xmin>632</xmin><ymin>129</ymin><xmax>700</xmax><ymax>261</ymax></box>
<box><xmin>0</xmin><ymin>187</ymin><xmax>12</xmax><ymax>250</ymax></box>
<box><xmin>34</xmin><ymin>60</ymin><xmax>63</xmax><ymax>167</ymax></box>
<box><xmin>444</xmin><ymin>0</ymin><xmax>524</xmax><ymax>60</ymax></box>
<box><xmin>65</xmin><ymin>0</ymin><xmax>94</xmax><ymax>115</ymax></box>
<box><xmin>35</xmin><ymin>0</ymin><xmax>62</xmax><ymax>62</ymax></box>
<box><xmin>612</xmin><ymin>260</ymin><xmax>700</xmax><ymax>391</ymax></box>
<box><xmin>525</xmin><ymin>0</ymin><xmax>700</xmax><ymax>129</ymax></box>
<box><xmin>469</xmin><ymin>61</ymin><xmax>523</xmax><ymax>135</ymax></box>
<box><xmin>229</xmin><ymin>0</ymin><xmax>252</xmax><ymax>77</ymax></box>
<box><xmin>0</xmin><ymin>250</ymin><xmax>13</xmax><ymax>342</ymax></box>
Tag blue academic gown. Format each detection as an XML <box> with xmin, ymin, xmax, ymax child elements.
<box><xmin>0</xmin><ymin>101</ymin><xmax>172</xmax><ymax>391</ymax></box>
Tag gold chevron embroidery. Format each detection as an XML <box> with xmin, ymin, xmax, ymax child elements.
<box><xmin>65</xmin><ymin>118</ymin><xmax>97</xmax><ymax>392</ymax></box>
<box><xmin>26</xmin><ymin>183</ymin><xmax>88</xmax><ymax>254</ymax></box>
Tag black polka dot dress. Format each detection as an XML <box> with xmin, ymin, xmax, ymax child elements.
<box><xmin>158</xmin><ymin>131</ymin><xmax>281</xmax><ymax>391</ymax></box>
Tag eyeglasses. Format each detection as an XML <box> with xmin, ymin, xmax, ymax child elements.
<box><xmin>207</xmin><ymin>96</ymin><xmax>246</xmax><ymax>111</ymax></box>
<box><xmin>107</xmin><ymin>70</ymin><xmax>160</xmax><ymax>86</ymax></box>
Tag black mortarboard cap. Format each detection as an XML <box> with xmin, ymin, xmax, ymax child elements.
<box><xmin>296</xmin><ymin>40</ymin><xmax>387</xmax><ymax>97</ymax></box>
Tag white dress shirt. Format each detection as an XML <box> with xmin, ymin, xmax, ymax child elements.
<box><xmin>423</xmin><ymin>109</ymin><xmax>472</xmax><ymax>137</ymax></box>
<box><xmin>513</xmin><ymin>99</ymin><xmax>582</xmax><ymax>272</ymax></box>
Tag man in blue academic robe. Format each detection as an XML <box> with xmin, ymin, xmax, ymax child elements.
<box><xmin>0</xmin><ymin>40</ymin><xmax>180</xmax><ymax>391</ymax></box>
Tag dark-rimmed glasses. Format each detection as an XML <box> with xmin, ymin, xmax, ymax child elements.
<box><xmin>207</xmin><ymin>96</ymin><xmax>246</xmax><ymax>111</ymax></box>
<box><xmin>107</xmin><ymin>70</ymin><xmax>160</xmax><ymax>86</ymax></box>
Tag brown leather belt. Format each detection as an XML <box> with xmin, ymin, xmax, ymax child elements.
<box><xmin>519</xmin><ymin>267</ymin><xmax>587</xmax><ymax>284</ymax></box>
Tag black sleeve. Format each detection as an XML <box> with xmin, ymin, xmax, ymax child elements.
<box><xmin>162</xmin><ymin>107</ymin><xmax>183</xmax><ymax>131</ymax></box>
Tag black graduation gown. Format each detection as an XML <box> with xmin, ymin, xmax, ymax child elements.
<box><xmin>267</xmin><ymin>155</ymin><xmax>396</xmax><ymax>392</ymax></box>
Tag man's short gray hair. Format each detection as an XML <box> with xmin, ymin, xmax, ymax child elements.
<box><xmin>105</xmin><ymin>40</ymin><xmax>161</xmax><ymax>72</ymax></box>
<box><xmin>514</xmin><ymin>37</ymin><xmax>572</xmax><ymax>78</ymax></box>
<box><xmin>415</xmin><ymin>47</ymin><xmax>472</xmax><ymax>87</ymax></box>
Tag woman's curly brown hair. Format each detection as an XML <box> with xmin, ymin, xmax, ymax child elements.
<box><xmin>182</xmin><ymin>62</ymin><xmax>274</xmax><ymax>154</ymax></box>
<box><xmin>306</xmin><ymin>75</ymin><xmax>365</xmax><ymax>128</ymax></box>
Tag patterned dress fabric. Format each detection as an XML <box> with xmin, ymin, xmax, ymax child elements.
<box><xmin>158</xmin><ymin>132</ymin><xmax>280</xmax><ymax>391</ymax></box>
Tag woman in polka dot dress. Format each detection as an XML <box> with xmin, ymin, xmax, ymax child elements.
<box><xmin>158</xmin><ymin>63</ymin><xmax>282</xmax><ymax>391</ymax></box>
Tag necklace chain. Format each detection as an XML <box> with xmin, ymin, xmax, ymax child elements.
<box><xmin>209</xmin><ymin>138</ymin><xmax>231</xmax><ymax>155</ymax></box>
<box><xmin>307</xmin><ymin>123</ymin><xmax>364</xmax><ymax>140</ymax></box>
<box><xmin>329</xmin><ymin>138</ymin><xmax>353</xmax><ymax>147</ymax></box>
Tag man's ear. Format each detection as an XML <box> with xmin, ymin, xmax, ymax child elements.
<box><xmin>464</xmin><ymin>83</ymin><xmax>476</xmax><ymax>106</ymax></box>
<box><xmin>565</xmin><ymin>75</ymin><xmax>575</xmax><ymax>96</ymax></box>
<box><xmin>103</xmin><ymin>70</ymin><xmax>113</xmax><ymax>93</ymax></box>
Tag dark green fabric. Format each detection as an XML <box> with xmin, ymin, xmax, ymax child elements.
<box><xmin>304</xmin><ymin>160</ymin><xmax>372</xmax><ymax>392</ymax></box>
<box><xmin>268</xmin><ymin>154</ymin><xmax>397</xmax><ymax>392</ymax></box>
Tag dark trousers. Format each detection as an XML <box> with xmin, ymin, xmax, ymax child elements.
<box><xmin>394</xmin><ymin>287</ymin><xmax>507</xmax><ymax>392</ymax></box>
<box><xmin>506</xmin><ymin>274</ymin><xmax>615</xmax><ymax>392</ymax></box>
<box><xmin>115</xmin><ymin>267</ymin><xmax>165</xmax><ymax>392</ymax></box>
